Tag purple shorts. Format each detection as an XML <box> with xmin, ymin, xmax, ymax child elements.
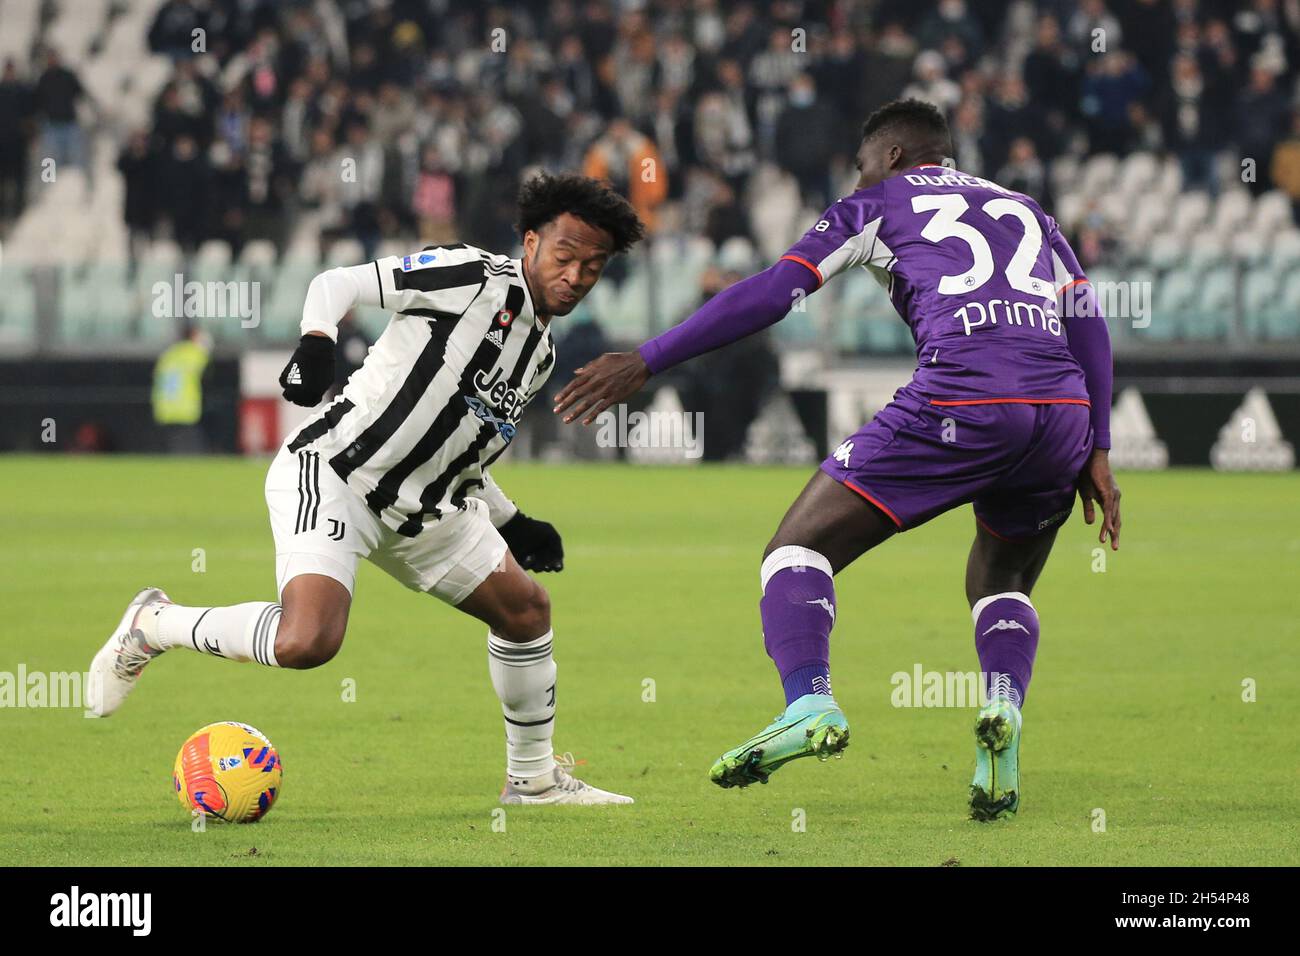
<box><xmin>821</xmin><ymin>385</ymin><xmax>1093</xmax><ymax>540</ymax></box>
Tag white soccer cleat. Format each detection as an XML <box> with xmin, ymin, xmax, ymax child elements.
<box><xmin>500</xmin><ymin>755</ymin><xmax>634</xmax><ymax>806</ymax></box>
<box><xmin>86</xmin><ymin>587</ymin><xmax>171</xmax><ymax>718</ymax></box>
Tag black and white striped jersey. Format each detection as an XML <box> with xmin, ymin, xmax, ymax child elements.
<box><xmin>287</xmin><ymin>244</ymin><xmax>555</xmax><ymax>537</ymax></box>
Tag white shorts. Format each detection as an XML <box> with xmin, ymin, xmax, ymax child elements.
<box><xmin>265</xmin><ymin>444</ymin><xmax>508</xmax><ymax>605</ymax></box>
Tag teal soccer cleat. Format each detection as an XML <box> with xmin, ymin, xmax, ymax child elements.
<box><xmin>710</xmin><ymin>693</ymin><xmax>849</xmax><ymax>789</ymax></box>
<box><xmin>969</xmin><ymin>696</ymin><xmax>1022</xmax><ymax>821</ymax></box>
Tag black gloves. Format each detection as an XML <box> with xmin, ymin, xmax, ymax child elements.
<box><xmin>500</xmin><ymin>511</ymin><xmax>564</xmax><ymax>572</ymax></box>
<box><xmin>279</xmin><ymin>334</ymin><xmax>335</xmax><ymax>407</ymax></box>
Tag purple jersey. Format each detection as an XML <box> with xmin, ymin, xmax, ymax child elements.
<box><xmin>782</xmin><ymin>165</ymin><xmax>1091</xmax><ymax>407</ymax></box>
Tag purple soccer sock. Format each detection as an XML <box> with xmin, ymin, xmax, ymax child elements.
<box><xmin>760</xmin><ymin>546</ymin><xmax>836</xmax><ymax>705</ymax></box>
<box><xmin>972</xmin><ymin>592</ymin><xmax>1040</xmax><ymax>708</ymax></box>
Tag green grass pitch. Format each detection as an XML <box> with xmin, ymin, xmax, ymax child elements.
<box><xmin>1</xmin><ymin>455</ymin><xmax>1296</xmax><ymax>866</ymax></box>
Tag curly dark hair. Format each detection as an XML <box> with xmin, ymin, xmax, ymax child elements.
<box><xmin>861</xmin><ymin>98</ymin><xmax>951</xmax><ymax>147</ymax></box>
<box><xmin>515</xmin><ymin>172</ymin><xmax>646</xmax><ymax>255</ymax></box>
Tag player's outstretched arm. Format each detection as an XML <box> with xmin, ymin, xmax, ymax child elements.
<box><xmin>553</xmin><ymin>258</ymin><xmax>818</xmax><ymax>425</ymax></box>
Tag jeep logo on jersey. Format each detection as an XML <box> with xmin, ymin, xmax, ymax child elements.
<box><xmin>472</xmin><ymin>366</ymin><xmax>526</xmax><ymax>421</ymax></box>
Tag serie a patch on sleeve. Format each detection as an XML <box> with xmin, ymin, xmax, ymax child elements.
<box><xmin>401</xmin><ymin>252</ymin><xmax>439</xmax><ymax>271</ymax></box>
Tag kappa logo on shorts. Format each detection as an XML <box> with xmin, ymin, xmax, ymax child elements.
<box><xmin>833</xmin><ymin>440</ymin><xmax>854</xmax><ymax>467</ymax></box>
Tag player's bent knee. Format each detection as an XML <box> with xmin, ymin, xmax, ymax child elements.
<box><xmin>497</xmin><ymin>581</ymin><xmax>551</xmax><ymax>642</ymax></box>
<box><xmin>274</xmin><ymin>617</ymin><xmax>346</xmax><ymax>669</ymax></box>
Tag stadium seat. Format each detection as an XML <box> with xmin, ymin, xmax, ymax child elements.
<box><xmin>1265</xmin><ymin>272</ymin><xmax>1300</xmax><ymax>340</ymax></box>
<box><xmin>1230</xmin><ymin>232</ymin><xmax>1269</xmax><ymax>267</ymax></box>
<box><xmin>1187</xmin><ymin>233</ymin><xmax>1229</xmax><ymax>272</ymax></box>
<box><xmin>1269</xmin><ymin>229</ymin><xmax>1300</xmax><ymax>271</ymax></box>
<box><xmin>1143</xmin><ymin>266</ymin><xmax>1197</xmax><ymax>341</ymax></box>
<box><xmin>1154</xmin><ymin>156</ymin><xmax>1184</xmax><ymax>198</ymax></box>
<box><xmin>1049</xmin><ymin>155</ymin><xmax>1080</xmax><ymax>200</ymax></box>
<box><xmin>1210</xmin><ymin>190</ymin><xmax>1253</xmax><ymax>234</ymax></box>
<box><xmin>238</xmin><ymin>240</ymin><xmax>279</xmax><ymax>270</ymax></box>
<box><xmin>1187</xmin><ymin>267</ymin><xmax>1236</xmax><ymax>340</ymax></box>
<box><xmin>1054</xmin><ymin>192</ymin><xmax>1085</xmax><ymax>232</ymax></box>
<box><xmin>1080</xmin><ymin>154</ymin><xmax>1119</xmax><ymax>196</ymax></box>
<box><xmin>325</xmin><ymin>239</ymin><xmax>365</xmax><ymax>267</ymax></box>
<box><xmin>1241</xmin><ymin>266</ymin><xmax>1280</xmax><ymax>339</ymax></box>
<box><xmin>1145</xmin><ymin>233</ymin><xmax>1185</xmax><ymax>272</ymax></box>
<box><xmin>195</xmin><ymin>240</ymin><xmax>233</xmax><ymax>272</ymax></box>
<box><xmin>1117</xmin><ymin>151</ymin><xmax>1159</xmax><ymax>198</ymax></box>
<box><xmin>0</xmin><ymin>263</ymin><xmax>37</xmax><ymax>351</ymax></box>
<box><xmin>1251</xmin><ymin>190</ymin><xmax>1295</xmax><ymax>236</ymax></box>
<box><xmin>1130</xmin><ymin>191</ymin><xmax>1172</xmax><ymax>240</ymax></box>
<box><xmin>1170</xmin><ymin>192</ymin><xmax>1211</xmax><ymax>235</ymax></box>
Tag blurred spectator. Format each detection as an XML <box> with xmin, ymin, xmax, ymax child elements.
<box><xmin>0</xmin><ymin>58</ymin><xmax>33</xmax><ymax>227</ymax></box>
<box><xmin>861</xmin><ymin>22</ymin><xmax>917</xmax><ymax>115</ymax></box>
<box><xmin>903</xmin><ymin>50</ymin><xmax>961</xmax><ymax>114</ymax></box>
<box><xmin>1080</xmin><ymin>50</ymin><xmax>1148</xmax><ymax>155</ymax></box>
<box><xmin>1161</xmin><ymin>54</ymin><xmax>1219</xmax><ymax>193</ymax></box>
<box><xmin>918</xmin><ymin>1</ymin><xmax>984</xmax><ymax>63</ymax></box>
<box><xmin>997</xmin><ymin>137</ymin><xmax>1049</xmax><ymax>206</ymax></box>
<box><xmin>412</xmin><ymin>145</ymin><xmax>457</xmax><ymax>245</ymax></box>
<box><xmin>152</xmin><ymin>323</ymin><xmax>212</xmax><ymax>454</ymax></box>
<box><xmin>1269</xmin><ymin>109</ymin><xmax>1300</xmax><ymax>223</ymax></box>
<box><xmin>33</xmin><ymin>49</ymin><xmax>88</xmax><ymax>172</ymax></box>
<box><xmin>1022</xmin><ymin>15</ymin><xmax>1079</xmax><ymax>159</ymax></box>
<box><xmin>985</xmin><ymin>74</ymin><xmax>1043</xmax><ymax>172</ymax></box>
<box><xmin>331</xmin><ymin>311</ymin><xmax>373</xmax><ymax>398</ymax></box>
<box><xmin>156</xmin><ymin>133</ymin><xmax>210</xmax><ymax>253</ymax></box>
<box><xmin>675</xmin><ymin>265</ymin><xmax>780</xmax><ymax>461</ymax></box>
<box><xmin>583</xmin><ymin>116</ymin><xmax>668</xmax><ymax>231</ymax></box>
<box><xmin>1068</xmin><ymin>0</ymin><xmax>1123</xmax><ymax>51</ymax></box>
<box><xmin>1238</xmin><ymin>60</ymin><xmax>1290</xmax><ymax>195</ymax></box>
<box><xmin>117</xmin><ymin>131</ymin><xmax>158</xmax><ymax>273</ymax></box>
<box><xmin>149</xmin><ymin>0</ymin><xmax>207</xmax><ymax>60</ymax></box>
<box><xmin>775</xmin><ymin>74</ymin><xmax>841</xmax><ymax>210</ymax></box>
<box><xmin>951</xmin><ymin>97</ymin><xmax>987</xmax><ymax>176</ymax></box>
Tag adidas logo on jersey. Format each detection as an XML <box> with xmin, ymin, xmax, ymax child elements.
<box><xmin>484</xmin><ymin>327</ymin><xmax>506</xmax><ymax>349</ymax></box>
<box><xmin>286</xmin><ymin>363</ymin><xmax>303</xmax><ymax>385</ymax></box>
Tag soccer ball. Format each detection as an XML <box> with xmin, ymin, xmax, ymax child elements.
<box><xmin>173</xmin><ymin>721</ymin><xmax>283</xmax><ymax>823</ymax></box>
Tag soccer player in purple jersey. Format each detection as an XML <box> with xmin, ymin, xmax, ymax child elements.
<box><xmin>554</xmin><ymin>99</ymin><xmax>1121</xmax><ymax>819</ymax></box>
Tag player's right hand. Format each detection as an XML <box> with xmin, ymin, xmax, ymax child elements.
<box><xmin>552</xmin><ymin>351</ymin><xmax>651</xmax><ymax>425</ymax></box>
<box><xmin>279</xmin><ymin>333</ymin><xmax>336</xmax><ymax>407</ymax></box>
<box><xmin>1077</xmin><ymin>448</ymin><xmax>1121</xmax><ymax>550</ymax></box>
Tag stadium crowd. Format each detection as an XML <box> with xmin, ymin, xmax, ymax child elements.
<box><xmin>1</xmin><ymin>0</ymin><xmax>1299</xmax><ymax>268</ymax></box>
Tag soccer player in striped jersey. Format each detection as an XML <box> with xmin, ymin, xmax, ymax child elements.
<box><xmin>554</xmin><ymin>100</ymin><xmax>1122</xmax><ymax>819</ymax></box>
<box><xmin>88</xmin><ymin>173</ymin><xmax>645</xmax><ymax>807</ymax></box>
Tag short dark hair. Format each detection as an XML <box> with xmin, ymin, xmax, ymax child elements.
<box><xmin>861</xmin><ymin>98</ymin><xmax>950</xmax><ymax>148</ymax></box>
<box><xmin>515</xmin><ymin>172</ymin><xmax>646</xmax><ymax>255</ymax></box>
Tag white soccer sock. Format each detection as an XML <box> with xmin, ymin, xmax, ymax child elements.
<box><xmin>487</xmin><ymin>630</ymin><xmax>557</xmax><ymax>782</ymax></box>
<box><xmin>140</xmin><ymin>601</ymin><xmax>282</xmax><ymax>666</ymax></box>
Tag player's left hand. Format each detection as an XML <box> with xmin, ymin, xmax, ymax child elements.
<box><xmin>499</xmin><ymin>511</ymin><xmax>564</xmax><ymax>572</ymax></box>
<box><xmin>1077</xmin><ymin>448</ymin><xmax>1121</xmax><ymax>550</ymax></box>
<box><xmin>553</xmin><ymin>351</ymin><xmax>651</xmax><ymax>425</ymax></box>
